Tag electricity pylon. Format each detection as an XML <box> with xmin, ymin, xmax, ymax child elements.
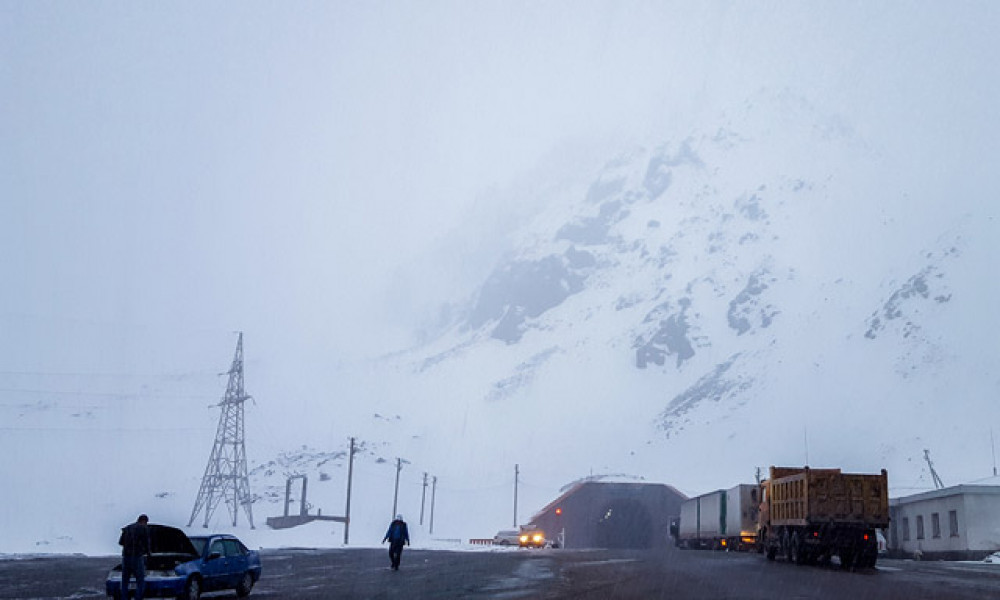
<box><xmin>188</xmin><ymin>332</ymin><xmax>255</xmax><ymax>528</ymax></box>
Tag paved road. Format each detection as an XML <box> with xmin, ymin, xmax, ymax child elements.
<box><xmin>2</xmin><ymin>545</ymin><xmax>1000</xmax><ymax>599</ymax></box>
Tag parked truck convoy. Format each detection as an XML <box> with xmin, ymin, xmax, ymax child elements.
<box><xmin>757</xmin><ymin>466</ymin><xmax>889</xmax><ymax>568</ymax></box>
<box><xmin>673</xmin><ymin>484</ymin><xmax>759</xmax><ymax>551</ymax></box>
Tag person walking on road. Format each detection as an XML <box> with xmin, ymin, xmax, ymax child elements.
<box><xmin>119</xmin><ymin>514</ymin><xmax>152</xmax><ymax>599</ymax></box>
<box><xmin>382</xmin><ymin>514</ymin><xmax>410</xmax><ymax>570</ymax></box>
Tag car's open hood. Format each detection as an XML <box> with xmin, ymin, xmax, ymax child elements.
<box><xmin>149</xmin><ymin>524</ymin><xmax>199</xmax><ymax>556</ymax></box>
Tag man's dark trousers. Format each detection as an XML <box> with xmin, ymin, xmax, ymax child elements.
<box><xmin>389</xmin><ymin>541</ymin><xmax>405</xmax><ymax>569</ymax></box>
<box><xmin>121</xmin><ymin>554</ymin><xmax>146</xmax><ymax>599</ymax></box>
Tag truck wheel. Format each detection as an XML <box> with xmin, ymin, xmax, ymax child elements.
<box><xmin>859</xmin><ymin>550</ymin><xmax>877</xmax><ymax>568</ymax></box>
<box><xmin>790</xmin><ymin>532</ymin><xmax>806</xmax><ymax>565</ymax></box>
<box><xmin>840</xmin><ymin>549</ymin><xmax>855</xmax><ymax>570</ymax></box>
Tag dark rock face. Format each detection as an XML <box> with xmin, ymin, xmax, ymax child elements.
<box><xmin>556</xmin><ymin>200</ymin><xmax>627</xmax><ymax>246</ymax></box>
<box><xmin>727</xmin><ymin>271</ymin><xmax>779</xmax><ymax>335</ymax></box>
<box><xmin>469</xmin><ymin>255</ymin><xmax>587</xmax><ymax>343</ymax></box>
<box><xmin>657</xmin><ymin>355</ymin><xmax>751</xmax><ymax>437</ymax></box>
<box><xmin>485</xmin><ymin>347</ymin><xmax>560</xmax><ymax>402</ymax></box>
<box><xmin>585</xmin><ymin>176</ymin><xmax>626</xmax><ymax>205</ymax></box>
<box><xmin>565</xmin><ymin>246</ymin><xmax>596</xmax><ymax>269</ymax></box>
<box><xmin>735</xmin><ymin>193</ymin><xmax>768</xmax><ymax>222</ymax></box>
<box><xmin>865</xmin><ymin>266</ymin><xmax>950</xmax><ymax>340</ymax></box>
<box><xmin>643</xmin><ymin>158</ymin><xmax>673</xmax><ymax>200</ymax></box>
<box><xmin>556</xmin><ymin>216</ymin><xmax>612</xmax><ymax>245</ymax></box>
<box><xmin>634</xmin><ymin>298</ymin><xmax>696</xmax><ymax>368</ymax></box>
<box><xmin>644</xmin><ymin>141</ymin><xmax>703</xmax><ymax>200</ymax></box>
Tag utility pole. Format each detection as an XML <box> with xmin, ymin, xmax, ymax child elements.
<box><xmin>420</xmin><ymin>472</ymin><xmax>428</xmax><ymax>525</ymax></box>
<box><xmin>992</xmin><ymin>429</ymin><xmax>997</xmax><ymax>477</ymax></box>
<box><xmin>429</xmin><ymin>475</ymin><xmax>437</xmax><ymax>535</ymax></box>
<box><xmin>804</xmin><ymin>427</ymin><xmax>809</xmax><ymax>467</ymax></box>
<box><xmin>188</xmin><ymin>332</ymin><xmax>255</xmax><ymax>529</ymax></box>
<box><xmin>344</xmin><ymin>437</ymin><xmax>356</xmax><ymax>545</ymax></box>
<box><xmin>392</xmin><ymin>458</ymin><xmax>403</xmax><ymax>519</ymax></box>
<box><xmin>513</xmin><ymin>464</ymin><xmax>519</xmax><ymax>528</ymax></box>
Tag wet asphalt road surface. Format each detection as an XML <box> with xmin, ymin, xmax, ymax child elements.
<box><xmin>2</xmin><ymin>545</ymin><xmax>1000</xmax><ymax>599</ymax></box>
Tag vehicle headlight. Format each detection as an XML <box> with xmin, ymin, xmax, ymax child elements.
<box><xmin>520</xmin><ymin>535</ymin><xmax>529</xmax><ymax>543</ymax></box>
<box><xmin>533</xmin><ymin>534</ymin><xmax>543</xmax><ymax>542</ymax></box>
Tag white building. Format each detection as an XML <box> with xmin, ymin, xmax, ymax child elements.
<box><xmin>889</xmin><ymin>484</ymin><xmax>1000</xmax><ymax>560</ymax></box>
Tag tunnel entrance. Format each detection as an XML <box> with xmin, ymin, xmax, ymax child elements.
<box><xmin>595</xmin><ymin>498</ymin><xmax>653</xmax><ymax>549</ymax></box>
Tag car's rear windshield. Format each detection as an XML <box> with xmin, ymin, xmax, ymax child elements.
<box><xmin>188</xmin><ymin>537</ymin><xmax>209</xmax><ymax>556</ymax></box>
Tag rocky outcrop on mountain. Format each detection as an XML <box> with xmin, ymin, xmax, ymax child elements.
<box><xmin>634</xmin><ymin>298</ymin><xmax>696</xmax><ymax>369</ymax></box>
<box><xmin>865</xmin><ymin>266</ymin><xmax>954</xmax><ymax>341</ymax></box>
<box><xmin>402</xmin><ymin>93</ymin><xmax>985</xmax><ymax>470</ymax></box>
<box><xmin>728</xmin><ymin>269</ymin><xmax>779</xmax><ymax>335</ymax></box>
<box><xmin>469</xmin><ymin>252</ymin><xmax>592</xmax><ymax>343</ymax></box>
<box><xmin>657</xmin><ymin>354</ymin><xmax>752</xmax><ymax>437</ymax></box>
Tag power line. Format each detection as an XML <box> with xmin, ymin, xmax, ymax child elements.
<box><xmin>0</xmin><ymin>387</ymin><xmax>217</xmax><ymax>400</ymax></box>
<box><xmin>0</xmin><ymin>425</ymin><xmax>212</xmax><ymax>432</ymax></box>
<box><xmin>0</xmin><ymin>369</ymin><xmax>221</xmax><ymax>378</ymax></box>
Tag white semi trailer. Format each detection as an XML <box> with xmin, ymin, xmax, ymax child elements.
<box><xmin>674</xmin><ymin>484</ymin><xmax>759</xmax><ymax>551</ymax></box>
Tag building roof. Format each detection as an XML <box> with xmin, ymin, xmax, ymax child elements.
<box><xmin>530</xmin><ymin>480</ymin><xmax>687</xmax><ymax>521</ymax></box>
<box><xmin>890</xmin><ymin>484</ymin><xmax>1000</xmax><ymax>506</ymax></box>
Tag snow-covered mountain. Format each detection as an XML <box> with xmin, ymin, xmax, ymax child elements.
<box><xmin>3</xmin><ymin>89</ymin><xmax>997</xmax><ymax>557</ymax></box>
<box><xmin>362</xmin><ymin>88</ymin><xmax>998</xmax><ymax>526</ymax></box>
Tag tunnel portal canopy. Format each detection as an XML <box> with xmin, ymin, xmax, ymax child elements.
<box><xmin>596</xmin><ymin>498</ymin><xmax>653</xmax><ymax>548</ymax></box>
<box><xmin>528</xmin><ymin>480</ymin><xmax>686</xmax><ymax>550</ymax></box>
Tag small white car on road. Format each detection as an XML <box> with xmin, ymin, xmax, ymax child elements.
<box><xmin>493</xmin><ymin>530</ymin><xmax>520</xmax><ymax>546</ymax></box>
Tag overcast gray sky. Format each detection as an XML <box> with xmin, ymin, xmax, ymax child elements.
<box><xmin>3</xmin><ymin>1</ymin><xmax>997</xmax><ymax>372</ymax></box>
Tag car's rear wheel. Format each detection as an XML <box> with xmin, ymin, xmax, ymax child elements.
<box><xmin>181</xmin><ymin>576</ymin><xmax>201</xmax><ymax>600</ymax></box>
<box><xmin>236</xmin><ymin>572</ymin><xmax>254</xmax><ymax>597</ymax></box>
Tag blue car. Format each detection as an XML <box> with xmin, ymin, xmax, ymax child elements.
<box><xmin>106</xmin><ymin>525</ymin><xmax>261</xmax><ymax>599</ymax></box>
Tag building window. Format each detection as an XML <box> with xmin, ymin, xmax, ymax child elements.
<box><xmin>932</xmin><ymin>513</ymin><xmax>941</xmax><ymax>538</ymax></box>
<box><xmin>916</xmin><ymin>515</ymin><xmax>925</xmax><ymax>540</ymax></box>
<box><xmin>949</xmin><ymin>510</ymin><xmax>959</xmax><ymax>537</ymax></box>
<box><xmin>902</xmin><ymin>517</ymin><xmax>910</xmax><ymax>541</ymax></box>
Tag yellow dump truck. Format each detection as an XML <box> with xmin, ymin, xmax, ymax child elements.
<box><xmin>758</xmin><ymin>466</ymin><xmax>889</xmax><ymax>568</ymax></box>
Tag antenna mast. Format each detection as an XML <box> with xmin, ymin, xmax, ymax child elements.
<box><xmin>923</xmin><ymin>449</ymin><xmax>945</xmax><ymax>490</ymax></box>
<box><xmin>188</xmin><ymin>332</ymin><xmax>255</xmax><ymax>528</ymax></box>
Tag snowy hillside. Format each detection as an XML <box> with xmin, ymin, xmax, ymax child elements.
<box><xmin>364</xmin><ymin>89</ymin><xmax>999</xmax><ymax>519</ymax></box>
<box><xmin>2</xmin><ymin>87</ymin><xmax>997</xmax><ymax>557</ymax></box>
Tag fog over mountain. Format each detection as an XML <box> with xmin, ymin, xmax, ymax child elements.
<box><xmin>1</xmin><ymin>2</ymin><xmax>998</xmax><ymax>555</ymax></box>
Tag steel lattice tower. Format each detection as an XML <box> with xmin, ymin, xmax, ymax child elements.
<box><xmin>188</xmin><ymin>332</ymin><xmax>255</xmax><ymax>528</ymax></box>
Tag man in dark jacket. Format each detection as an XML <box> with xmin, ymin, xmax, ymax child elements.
<box><xmin>382</xmin><ymin>514</ymin><xmax>410</xmax><ymax>570</ymax></box>
<box><xmin>119</xmin><ymin>514</ymin><xmax>152</xmax><ymax>599</ymax></box>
